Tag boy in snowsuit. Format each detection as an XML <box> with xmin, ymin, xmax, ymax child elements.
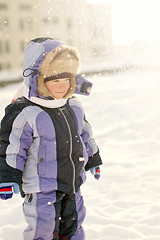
<box><xmin>0</xmin><ymin>37</ymin><xmax>102</xmax><ymax>240</ymax></box>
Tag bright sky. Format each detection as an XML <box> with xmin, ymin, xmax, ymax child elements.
<box><xmin>88</xmin><ymin>0</ymin><xmax>160</xmax><ymax>45</ymax></box>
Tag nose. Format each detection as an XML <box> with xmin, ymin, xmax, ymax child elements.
<box><xmin>57</xmin><ymin>80</ymin><xmax>67</xmax><ymax>91</ymax></box>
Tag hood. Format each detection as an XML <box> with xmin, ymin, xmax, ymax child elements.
<box><xmin>23</xmin><ymin>38</ymin><xmax>64</xmax><ymax>98</ymax></box>
<box><xmin>19</xmin><ymin>37</ymin><xmax>92</xmax><ymax>108</ymax></box>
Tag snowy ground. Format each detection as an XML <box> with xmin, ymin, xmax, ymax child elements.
<box><xmin>0</xmin><ymin>69</ymin><xmax>160</xmax><ymax>240</ymax></box>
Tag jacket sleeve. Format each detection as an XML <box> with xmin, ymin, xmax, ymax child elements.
<box><xmin>0</xmin><ymin>101</ymin><xmax>33</xmax><ymax>188</ymax></box>
<box><xmin>81</xmin><ymin>115</ymin><xmax>102</xmax><ymax>171</ymax></box>
<box><xmin>6</xmin><ymin>110</ymin><xmax>33</xmax><ymax>172</ymax></box>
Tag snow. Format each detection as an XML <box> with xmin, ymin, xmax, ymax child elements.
<box><xmin>0</xmin><ymin>70</ymin><xmax>22</xmax><ymax>84</ymax></box>
<box><xmin>0</xmin><ymin>69</ymin><xmax>160</xmax><ymax>239</ymax></box>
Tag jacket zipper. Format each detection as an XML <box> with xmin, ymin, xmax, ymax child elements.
<box><xmin>59</xmin><ymin>108</ymin><xmax>76</xmax><ymax>193</ymax></box>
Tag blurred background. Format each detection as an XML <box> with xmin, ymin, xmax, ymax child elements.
<box><xmin>0</xmin><ymin>0</ymin><xmax>160</xmax><ymax>84</ymax></box>
<box><xmin>1</xmin><ymin>2</ymin><xmax>160</xmax><ymax>239</ymax></box>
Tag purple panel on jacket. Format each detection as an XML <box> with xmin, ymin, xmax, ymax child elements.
<box><xmin>80</xmin><ymin>169</ymin><xmax>86</xmax><ymax>183</ymax></box>
<box><xmin>16</xmin><ymin>122</ymin><xmax>33</xmax><ymax>171</ymax></box>
<box><xmin>84</xmin><ymin>141</ymin><xmax>93</xmax><ymax>157</ymax></box>
<box><xmin>71</xmin><ymin>190</ymin><xmax>86</xmax><ymax>240</ymax></box>
<box><xmin>69</xmin><ymin>104</ymin><xmax>89</xmax><ymax>166</ymax></box>
<box><xmin>36</xmin><ymin>111</ymin><xmax>58</xmax><ymax>192</ymax></box>
<box><xmin>69</xmin><ymin>105</ymin><xmax>83</xmax><ymax>135</ymax></box>
<box><xmin>75</xmin><ymin>190</ymin><xmax>86</xmax><ymax>231</ymax></box>
<box><xmin>35</xmin><ymin>191</ymin><xmax>57</xmax><ymax>240</ymax></box>
<box><xmin>81</xmin><ymin>129</ymin><xmax>89</xmax><ymax>143</ymax></box>
<box><xmin>81</xmin><ymin>130</ymin><xmax>95</xmax><ymax>157</ymax></box>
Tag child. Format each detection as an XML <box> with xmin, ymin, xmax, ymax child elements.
<box><xmin>0</xmin><ymin>37</ymin><xmax>102</xmax><ymax>240</ymax></box>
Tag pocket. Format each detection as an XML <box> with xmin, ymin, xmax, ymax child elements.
<box><xmin>38</xmin><ymin>145</ymin><xmax>46</xmax><ymax>175</ymax></box>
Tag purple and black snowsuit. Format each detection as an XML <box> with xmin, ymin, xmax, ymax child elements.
<box><xmin>0</xmin><ymin>38</ymin><xmax>102</xmax><ymax>240</ymax></box>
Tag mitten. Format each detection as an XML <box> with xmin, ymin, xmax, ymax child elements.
<box><xmin>90</xmin><ymin>166</ymin><xmax>100</xmax><ymax>180</ymax></box>
<box><xmin>0</xmin><ymin>182</ymin><xmax>19</xmax><ymax>200</ymax></box>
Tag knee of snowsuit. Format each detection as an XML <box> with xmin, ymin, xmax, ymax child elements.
<box><xmin>23</xmin><ymin>189</ymin><xmax>86</xmax><ymax>240</ymax></box>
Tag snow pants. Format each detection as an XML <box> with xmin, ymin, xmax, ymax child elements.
<box><xmin>23</xmin><ymin>189</ymin><xmax>86</xmax><ymax>240</ymax></box>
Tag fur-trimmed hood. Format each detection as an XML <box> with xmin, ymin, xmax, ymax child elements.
<box><xmin>37</xmin><ymin>44</ymin><xmax>80</xmax><ymax>99</ymax></box>
<box><xmin>22</xmin><ymin>38</ymin><xmax>80</xmax><ymax>105</ymax></box>
<box><xmin>14</xmin><ymin>37</ymin><xmax>92</xmax><ymax>108</ymax></box>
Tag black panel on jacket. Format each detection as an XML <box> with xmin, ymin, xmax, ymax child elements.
<box><xmin>42</xmin><ymin>101</ymin><xmax>84</xmax><ymax>194</ymax></box>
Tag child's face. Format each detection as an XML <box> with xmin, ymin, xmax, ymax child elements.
<box><xmin>45</xmin><ymin>78</ymin><xmax>70</xmax><ymax>99</ymax></box>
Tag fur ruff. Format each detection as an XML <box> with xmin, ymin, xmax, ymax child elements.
<box><xmin>37</xmin><ymin>45</ymin><xmax>80</xmax><ymax>98</ymax></box>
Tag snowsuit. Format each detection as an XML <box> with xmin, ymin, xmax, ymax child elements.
<box><xmin>0</xmin><ymin>38</ymin><xmax>102</xmax><ymax>240</ymax></box>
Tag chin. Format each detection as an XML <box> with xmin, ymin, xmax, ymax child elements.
<box><xmin>55</xmin><ymin>95</ymin><xmax>65</xmax><ymax>99</ymax></box>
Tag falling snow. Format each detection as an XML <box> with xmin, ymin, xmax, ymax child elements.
<box><xmin>0</xmin><ymin>69</ymin><xmax>160</xmax><ymax>239</ymax></box>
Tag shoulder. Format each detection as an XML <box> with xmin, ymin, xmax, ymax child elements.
<box><xmin>68</xmin><ymin>97</ymin><xmax>84</xmax><ymax>113</ymax></box>
<box><xmin>12</xmin><ymin>98</ymin><xmax>45</xmax><ymax>126</ymax></box>
<box><xmin>1</xmin><ymin>97</ymin><xmax>30</xmax><ymax>126</ymax></box>
<box><xmin>68</xmin><ymin>97</ymin><xmax>85</xmax><ymax>123</ymax></box>
<box><xmin>5</xmin><ymin>97</ymin><xmax>32</xmax><ymax>115</ymax></box>
<box><xmin>4</xmin><ymin>97</ymin><xmax>43</xmax><ymax>125</ymax></box>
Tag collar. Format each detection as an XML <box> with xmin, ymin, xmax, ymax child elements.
<box><xmin>22</xmin><ymin>83</ymin><xmax>67</xmax><ymax>108</ymax></box>
<box><xmin>29</xmin><ymin>96</ymin><xmax>67</xmax><ymax>108</ymax></box>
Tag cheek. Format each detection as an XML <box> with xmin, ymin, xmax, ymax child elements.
<box><xmin>45</xmin><ymin>83</ymin><xmax>56</xmax><ymax>93</ymax></box>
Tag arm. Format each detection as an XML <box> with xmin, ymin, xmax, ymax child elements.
<box><xmin>0</xmin><ymin>102</ymin><xmax>33</xmax><ymax>196</ymax></box>
<box><xmin>6</xmin><ymin>111</ymin><xmax>33</xmax><ymax>172</ymax></box>
<box><xmin>81</xmin><ymin>116</ymin><xmax>102</xmax><ymax>171</ymax></box>
<box><xmin>68</xmin><ymin>97</ymin><xmax>103</xmax><ymax>175</ymax></box>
